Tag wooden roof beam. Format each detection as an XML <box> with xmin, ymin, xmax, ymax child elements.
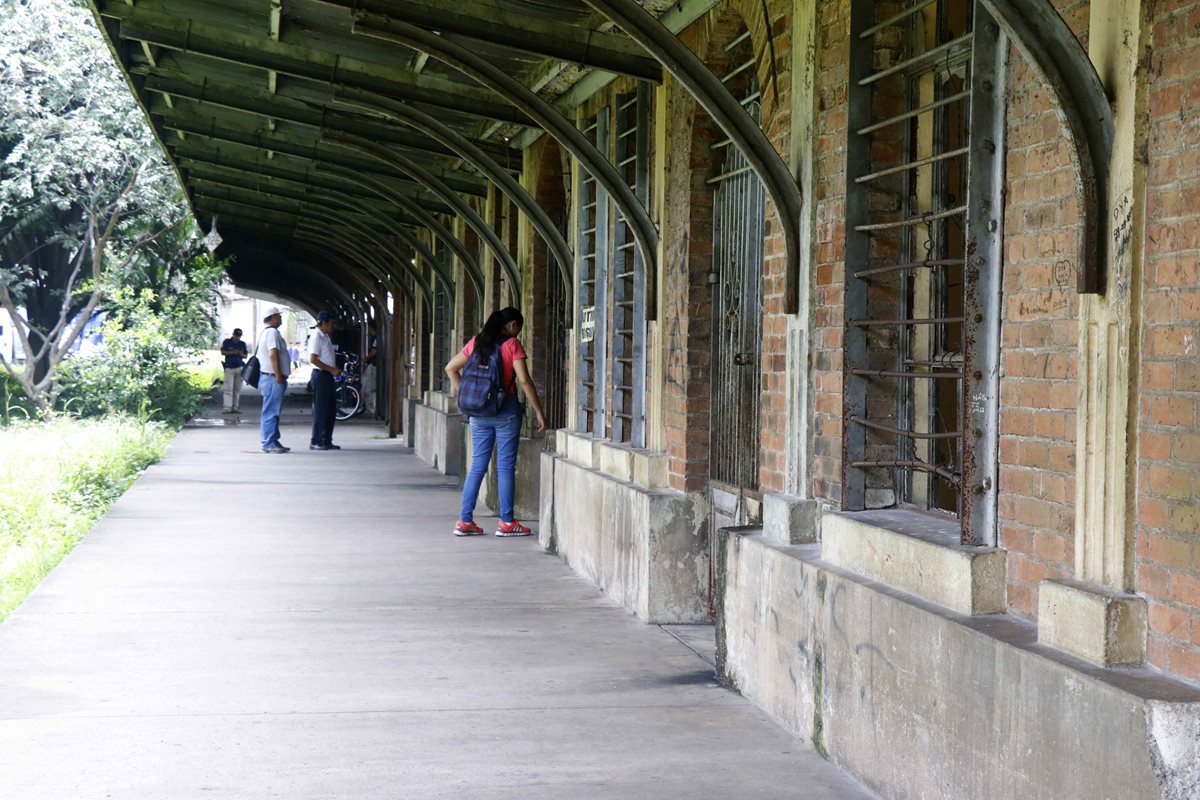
<box><xmin>98</xmin><ymin>2</ymin><xmax>532</xmax><ymax>125</ymax></box>
<box><xmin>317</xmin><ymin>0</ymin><xmax>662</xmax><ymax>82</ymax></box>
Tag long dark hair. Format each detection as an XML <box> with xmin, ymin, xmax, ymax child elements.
<box><xmin>473</xmin><ymin>307</ymin><xmax>523</xmax><ymax>360</ymax></box>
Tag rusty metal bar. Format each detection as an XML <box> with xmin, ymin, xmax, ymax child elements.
<box><xmin>855</xmin><ymin>205</ymin><xmax>968</xmax><ymax>232</ymax></box>
<box><xmin>853</xmin><ymin>258</ymin><xmax>965</xmax><ymax>279</ymax></box>
<box><xmin>850</xmin><ymin>416</ymin><xmax>963</xmax><ymax>439</ymax></box>
<box><xmin>850</xmin><ymin>369</ymin><xmax>962</xmax><ymax>379</ymax></box>
<box><xmin>851</xmin><ymin>316</ymin><xmax>965</xmax><ymax>327</ymax></box>
<box><xmin>856</xmin><ymin>146</ymin><xmax>970</xmax><ymax>184</ymax></box>
<box><xmin>859</xmin><ymin>33</ymin><xmax>973</xmax><ymax>86</ymax></box>
<box><xmin>859</xmin><ymin>0</ymin><xmax>939</xmax><ymax>39</ymax></box>
<box><xmin>851</xmin><ymin>459</ymin><xmax>961</xmax><ymax>485</ymax></box>
<box><xmin>858</xmin><ymin>90</ymin><xmax>972</xmax><ymax>135</ymax></box>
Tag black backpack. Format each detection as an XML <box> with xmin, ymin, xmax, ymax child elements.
<box><xmin>457</xmin><ymin>340</ymin><xmax>508</xmax><ymax>417</ymax></box>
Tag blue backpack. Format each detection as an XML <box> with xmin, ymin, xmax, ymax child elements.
<box><xmin>457</xmin><ymin>339</ymin><xmax>509</xmax><ymax>417</ymax></box>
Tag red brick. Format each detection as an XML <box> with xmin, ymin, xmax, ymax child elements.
<box><xmin>1149</xmin><ymin>602</ymin><xmax>1191</xmax><ymax>638</ymax></box>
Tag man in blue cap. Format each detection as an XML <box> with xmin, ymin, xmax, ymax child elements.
<box><xmin>308</xmin><ymin>310</ymin><xmax>342</xmax><ymax>451</ymax></box>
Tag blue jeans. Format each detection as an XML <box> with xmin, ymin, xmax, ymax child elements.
<box><xmin>459</xmin><ymin>395</ymin><xmax>522</xmax><ymax>523</ymax></box>
<box><xmin>259</xmin><ymin>374</ymin><xmax>286</xmax><ymax>449</ymax></box>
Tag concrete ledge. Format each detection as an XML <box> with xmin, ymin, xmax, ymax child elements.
<box><xmin>413</xmin><ymin>401</ymin><xmax>466</xmax><ymax>476</ymax></box>
<box><xmin>423</xmin><ymin>390</ymin><xmax>458</xmax><ymax>414</ymax></box>
<box><xmin>597</xmin><ymin>441</ymin><xmax>633</xmax><ymax>482</ymax></box>
<box><xmin>822</xmin><ymin>510</ymin><xmax>1006</xmax><ymax>615</ymax></box>
<box><xmin>1038</xmin><ymin>578</ymin><xmax>1148</xmax><ymax>667</ymax></box>
<box><xmin>540</xmin><ymin>452</ymin><xmax>708</xmax><ymax>622</ymax></box>
<box><xmin>718</xmin><ymin>532</ymin><xmax>1200</xmax><ymax>800</ymax></box>
<box><xmin>562</xmin><ymin>430</ymin><xmax>598</xmax><ymax>468</ymax></box>
<box><xmin>402</xmin><ymin>397</ymin><xmax>419</xmax><ymax>447</ymax></box>
<box><xmin>631</xmin><ymin>448</ymin><xmax>669</xmax><ymax>490</ymax></box>
<box><xmin>763</xmin><ymin>493</ymin><xmax>822</xmax><ymax>545</ymax></box>
<box><xmin>558</xmin><ymin>430</ymin><xmax>669</xmax><ymax>489</ymax></box>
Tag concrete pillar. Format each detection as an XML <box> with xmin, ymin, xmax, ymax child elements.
<box><xmin>785</xmin><ymin>0</ymin><xmax>819</xmax><ymax>499</ymax></box>
<box><xmin>1042</xmin><ymin>0</ymin><xmax>1150</xmax><ymax>666</ymax></box>
<box><xmin>388</xmin><ymin>285</ymin><xmax>405</xmax><ymax>439</ymax></box>
<box><xmin>1074</xmin><ymin>0</ymin><xmax>1149</xmax><ymax>591</ymax></box>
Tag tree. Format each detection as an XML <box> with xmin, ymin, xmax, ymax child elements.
<box><xmin>0</xmin><ymin>0</ymin><xmax>197</xmax><ymax>413</ymax></box>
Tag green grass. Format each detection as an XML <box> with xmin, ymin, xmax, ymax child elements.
<box><xmin>183</xmin><ymin>365</ymin><xmax>222</xmax><ymax>395</ymax></box>
<box><xmin>0</xmin><ymin>416</ymin><xmax>173</xmax><ymax>621</ymax></box>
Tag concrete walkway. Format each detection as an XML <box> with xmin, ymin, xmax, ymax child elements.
<box><xmin>0</xmin><ymin>395</ymin><xmax>876</xmax><ymax>799</ymax></box>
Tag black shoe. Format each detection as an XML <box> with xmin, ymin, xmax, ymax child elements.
<box><xmin>263</xmin><ymin>445</ymin><xmax>288</xmax><ymax>454</ymax></box>
<box><xmin>324</xmin><ymin>443</ymin><xmax>342</xmax><ymax>450</ymax></box>
<box><xmin>310</xmin><ymin>444</ymin><xmax>328</xmax><ymax>451</ymax></box>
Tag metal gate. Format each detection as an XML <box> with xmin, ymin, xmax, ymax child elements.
<box><xmin>432</xmin><ymin>240</ymin><xmax>452</xmax><ymax>393</ymax></box>
<box><xmin>708</xmin><ymin>30</ymin><xmax>766</xmax><ymax>491</ymax></box>
<box><xmin>575</xmin><ymin>110</ymin><xmax>608</xmax><ymax>436</ymax></box>
<box><xmin>542</xmin><ymin>218</ymin><xmax>571</xmax><ymax>432</ymax></box>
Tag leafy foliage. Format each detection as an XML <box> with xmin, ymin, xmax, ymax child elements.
<box><xmin>0</xmin><ymin>0</ymin><xmax>206</xmax><ymax>410</ymax></box>
<box><xmin>56</xmin><ymin>289</ymin><xmax>206</xmax><ymax>425</ymax></box>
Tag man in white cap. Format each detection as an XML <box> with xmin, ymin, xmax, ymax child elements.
<box><xmin>307</xmin><ymin>310</ymin><xmax>342</xmax><ymax>450</ymax></box>
<box><xmin>255</xmin><ymin>306</ymin><xmax>291</xmax><ymax>453</ymax></box>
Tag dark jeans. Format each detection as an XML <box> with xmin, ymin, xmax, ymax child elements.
<box><xmin>311</xmin><ymin>371</ymin><xmax>337</xmax><ymax>446</ymax></box>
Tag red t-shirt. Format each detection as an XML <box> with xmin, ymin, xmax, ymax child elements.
<box><xmin>461</xmin><ymin>336</ymin><xmax>527</xmax><ymax>395</ymax></box>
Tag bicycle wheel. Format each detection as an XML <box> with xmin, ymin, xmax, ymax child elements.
<box><xmin>334</xmin><ymin>384</ymin><xmax>361</xmax><ymax>421</ymax></box>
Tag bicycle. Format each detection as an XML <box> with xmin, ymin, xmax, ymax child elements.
<box><xmin>334</xmin><ymin>352</ymin><xmax>365</xmax><ymax>421</ymax></box>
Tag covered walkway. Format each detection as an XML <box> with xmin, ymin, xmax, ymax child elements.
<box><xmin>0</xmin><ymin>399</ymin><xmax>873</xmax><ymax>799</ymax></box>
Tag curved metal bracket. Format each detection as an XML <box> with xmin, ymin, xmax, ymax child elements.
<box><xmin>320</xmin><ymin>164</ymin><xmax>487</xmax><ymax>300</ymax></box>
<box><xmin>351</xmin><ymin>18</ymin><xmax>659</xmax><ymax>287</ymax></box>
<box><xmin>334</xmin><ymin>87</ymin><xmax>574</xmax><ymax>308</ymax></box>
<box><xmin>236</xmin><ymin>253</ymin><xmax>360</xmax><ymax>316</ymax></box>
<box><xmin>581</xmin><ymin>0</ymin><xmax>803</xmax><ymax>314</ymax></box>
<box><xmin>306</xmin><ymin>206</ymin><xmax>434</xmax><ymax>309</ymax></box>
<box><xmin>297</xmin><ymin>225</ymin><xmax>417</xmax><ymax>309</ymax></box>
<box><xmin>978</xmin><ymin>0</ymin><xmax>1114</xmax><ymax>293</ymax></box>
<box><xmin>317</xmin><ymin>191</ymin><xmax>456</xmax><ymax>299</ymax></box>
<box><xmin>325</xmin><ymin>129</ymin><xmax>523</xmax><ymax>303</ymax></box>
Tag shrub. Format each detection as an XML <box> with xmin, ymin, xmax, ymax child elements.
<box><xmin>0</xmin><ymin>372</ymin><xmax>37</xmax><ymax>425</ymax></box>
<box><xmin>56</xmin><ymin>290</ymin><xmax>205</xmax><ymax>425</ymax></box>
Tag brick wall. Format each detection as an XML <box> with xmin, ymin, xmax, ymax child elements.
<box><xmin>659</xmin><ymin>0</ymin><xmax>795</xmax><ymax>493</ymax></box>
<box><xmin>523</xmin><ymin>137</ymin><xmax>570</xmax><ymax>430</ymax></box>
<box><xmin>1140</xmin><ymin>0</ymin><xmax>1200</xmax><ymax>682</ymax></box>
<box><xmin>810</xmin><ymin>0</ymin><xmax>850</xmax><ymax>507</ymax></box>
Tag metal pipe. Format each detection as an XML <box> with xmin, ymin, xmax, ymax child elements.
<box><xmin>856</xmin><ymin>147</ymin><xmax>970</xmax><ymax>184</ymax></box>
<box><xmin>852</xmin><ymin>258</ymin><xmax>965</xmax><ymax>279</ymax></box>
<box><xmin>855</xmin><ymin>205</ymin><xmax>967</xmax><ymax>232</ymax></box>
<box><xmin>849</xmin><ymin>416</ymin><xmax>963</xmax><ymax>439</ymax></box>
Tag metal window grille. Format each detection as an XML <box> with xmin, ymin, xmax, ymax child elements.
<box><xmin>432</xmin><ymin>239</ymin><xmax>453</xmax><ymax>393</ymax></box>
<box><xmin>709</xmin><ymin>29</ymin><xmax>767</xmax><ymax>489</ymax></box>
<box><xmin>609</xmin><ymin>86</ymin><xmax>652</xmax><ymax>447</ymax></box>
<box><xmin>844</xmin><ymin>0</ymin><xmax>1006</xmax><ymax>545</ymax></box>
<box><xmin>543</xmin><ymin>216</ymin><xmax>571</xmax><ymax>432</ymax></box>
<box><xmin>575</xmin><ymin>110</ymin><xmax>609</xmax><ymax>436</ymax></box>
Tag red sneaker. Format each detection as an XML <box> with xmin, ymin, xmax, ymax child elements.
<box><xmin>453</xmin><ymin>520</ymin><xmax>484</xmax><ymax>536</ymax></box>
<box><xmin>495</xmin><ymin>520</ymin><xmax>532</xmax><ymax>537</ymax></box>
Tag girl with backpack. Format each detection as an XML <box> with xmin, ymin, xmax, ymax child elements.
<box><xmin>445</xmin><ymin>307</ymin><xmax>547</xmax><ymax>537</ymax></box>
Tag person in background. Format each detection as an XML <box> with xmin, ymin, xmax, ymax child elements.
<box><xmin>363</xmin><ymin>321</ymin><xmax>379</xmax><ymax>418</ymax></box>
<box><xmin>255</xmin><ymin>307</ymin><xmax>291</xmax><ymax>454</ymax></box>
<box><xmin>308</xmin><ymin>310</ymin><xmax>342</xmax><ymax>451</ymax></box>
<box><xmin>444</xmin><ymin>307</ymin><xmax>547</xmax><ymax>537</ymax></box>
<box><xmin>220</xmin><ymin>328</ymin><xmax>247</xmax><ymax>414</ymax></box>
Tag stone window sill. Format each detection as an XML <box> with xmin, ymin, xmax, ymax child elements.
<box><xmin>821</xmin><ymin>509</ymin><xmax>1007</xmax><ymax>616</ymax></box>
